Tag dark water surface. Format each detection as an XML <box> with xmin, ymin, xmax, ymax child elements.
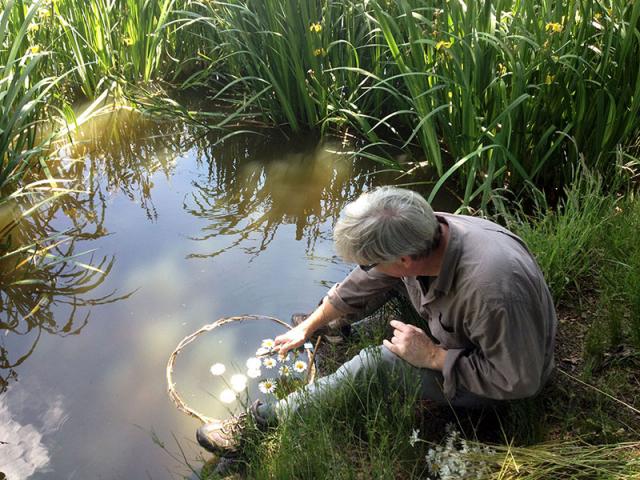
<box><xmin>0</xmin><ymin>111</ymin><xmax>451</xmax><ymax>479</ymax></box>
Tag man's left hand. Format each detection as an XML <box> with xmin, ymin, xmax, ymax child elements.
<box><xmin>383</xmin><ymin>319</ymin><xmax>447</xmax><ymax>371</ymax></box>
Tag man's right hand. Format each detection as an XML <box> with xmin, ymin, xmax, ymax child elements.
<box><xmin>274</xmin><ymin>297</ymin><xmax>343</xmax><ymax>356</ymax></box>
<box><xmin>274</xmin><ymin>324</ymin><xmax>308</xmax><ymax>357</ymax></box>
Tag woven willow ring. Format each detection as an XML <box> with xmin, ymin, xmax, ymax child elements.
<box><xmin>166</xmin><ymin>314</ymin><xmax>318</xmax><ymax>424</ymax></box>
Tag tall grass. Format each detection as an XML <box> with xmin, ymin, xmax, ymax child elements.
<box><xmin>175</xmin><ymin>0</ymin><xmax>640</xmax><ymax>211</ymax></box>
<box><xmin>0</xmin><ymin>0</ymin><xmax>57</xmax><ymax>192</ymax></box>
<box><xmin>507</xmin><ymin>161</ymin><xmax>614</xmax><ymax>303</ymax></box>
<box><xmin>4</xmin><ymin>0</ymin><xmax>639</xmax><ymax>211</ymax></box>
<box><xmin>237</xmin><ymin>356</ymin><xmax>422</xmax><ymax>479</ymax></box>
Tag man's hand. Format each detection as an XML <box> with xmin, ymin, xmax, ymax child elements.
<box><xmin>274</xmin><ymin>324</ymin><xmax>308</xmax><ymax>357</ymax></box>
<box><xmin>383</xmin><ymin>319</ymin><xmax>447</xmax><ymax>371</ymax></box>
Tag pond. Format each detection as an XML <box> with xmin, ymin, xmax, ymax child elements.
<box><xmin>0</xmin><ymin>109</ymin><xmax>454</xmax><ymax>479</ymax></box>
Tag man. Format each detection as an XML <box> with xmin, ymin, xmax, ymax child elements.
<box><xmin>197</xmin><ymin>186</ymin><xmax>557</xmax><ymax>454</ymax></box>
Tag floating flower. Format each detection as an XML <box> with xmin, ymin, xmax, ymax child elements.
<box><xmin>209</xmin><ymin>363</ymin><xmax>226</xmax><ymax>376</ymax></box>
<box><xmin>261</xmin><ymin>338</ymin><xmax>275</xmax><ymax>349</ymax></box>
<box><xmin>247</xmin><ymin>368</ymin><xmax>262</xmax><ymax>379</ymax></box>
<box><xmin>230</xmin><ymin>374</ymin><xmax>247</xmax><ymax>392</ymax></box>
<box><xmin>313</xmin><ymin>48</ymin><xmax>325</xmax><ymax>57</ymax></box>
<box><xmin>293</xmin><ymin>360</ymin><xmax>307</xmax><ymax>373</ymax></box>
<box><xmin>263</xmin><ymin>357</ymin><xmax>277</xmax><ymax>369</ymax></box>
<box><xmin>545</xmin><ymin>74</ymin><xmax>555</xmax><ymax>85</ymax></box>
<box><xmin>409</xmin><ymin>428</ymin><xmax>420</xmax><ymax>447</ymax></box>
<box><xmin>435</xmin><ymin>40</ymin><xmax>452</xmax><ymax>50</ymax></box>
<box><xmin>309</xmin><ymin>22</ymin><xmax>322</xmax><ymax>33</ymax></box>
<box><xmin>258</xmin><ymin>379</ymin><xmax>277</xmax><ymax>394</ymax></box>
<box><xmin>124</xmin><ymin>37</ymin><xmax>134</xmax><ymax>46</ymax></box>
<box><xmin>29</xmin><ymin>45</ymin><xmax>41</xmax><ymax>54</ymax></box>
<box><xmin>545</xmin><ymin>22</ymin><xmax>563</xmax><ymax>33</ymax></box>
<box><xmin>246</xmin><ymin>357</ymin><xmax>262</xmax><ymax>370</ymax></box>
<box><xmin>279</xmin><ymin>365</ymin><xmax>291</xmax><ymax>377</ymax></box>
<box><xmin>219</xmin><ymin>389</ymin><xmax>236</xmax><ymax>403</ymax></box>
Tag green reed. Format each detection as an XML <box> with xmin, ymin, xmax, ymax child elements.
<box><xmin>175</xmin><ymin>0</ymin><xmax>640</xmax><ymax>211</ymax></box>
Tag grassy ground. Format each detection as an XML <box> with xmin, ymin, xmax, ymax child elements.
<box><xmin>199</xmin><ymin>165</ymin><xmax>640</xmax><ymax>479</ymax></box>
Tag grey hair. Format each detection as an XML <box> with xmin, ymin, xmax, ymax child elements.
<box><xmin>333</xmin><ymin>186</ymin><xmax>439</xmax><ymax>265</ymax></box>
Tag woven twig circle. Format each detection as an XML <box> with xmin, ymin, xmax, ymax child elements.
<box><xmin>166</xmin><ymin>314</ymin><xmax>318</xmax><ymax>425</ymax></box>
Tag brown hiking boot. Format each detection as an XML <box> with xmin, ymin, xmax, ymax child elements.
<box><xmin>196</xmin><ymin>400</ymin><xmax>269</xmax><ymax>454</ymax></box>
<box><xmin>196</xmin><ymin>415</ymin><xmax>246</xmax><ymax>454</ymax></box>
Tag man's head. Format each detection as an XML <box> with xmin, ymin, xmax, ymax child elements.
<box><xmin>333</xmin><ymin>186</ymin><xmax>440</xmax><ymax>267</ymax></box>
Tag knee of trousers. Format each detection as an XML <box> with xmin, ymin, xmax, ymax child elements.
<box><xmin>347</xmin><ymin>345</ymin><xmax>407</xmax><ymax>374</ymax></box>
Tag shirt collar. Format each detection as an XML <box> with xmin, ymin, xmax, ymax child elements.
<box><xmin>425</xmin><ymin>214</ymin><xmax>462</xmax><ymax>301</ymax></box>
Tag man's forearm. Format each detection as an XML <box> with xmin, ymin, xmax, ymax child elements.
<box><xmin>299</xmin><ymin>296</ymin><xmax>343</xmax><ymax>336</ymax></box>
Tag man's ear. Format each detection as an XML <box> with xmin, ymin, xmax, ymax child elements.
<box><xmin>399</xmin><ymin>255</ymin><xmax>412</xmax><ymax>267</ymax></box>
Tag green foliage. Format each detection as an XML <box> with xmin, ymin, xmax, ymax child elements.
<box><xmin>239</xmin><ymin>358</ymin><xmax>422</xmax><ymax>479</ymax></box>
<box><xmin>175</xmin><ymin>0</ymin><xmax>640</xmax><ymax>211</ymax></box>
<box><xmin>0</xmin><ymin>0</ymin><xmax>56</xmax><ymax>192</ymax></box>
<box><xmin>509</xmin><ymin>162</ymin><xmax>613</xmax><ymax>304</ymax></box>
<box><xmin>600</xmin><ymin>191</ymin><xmax>640</xmax><ymax>350</ymax></box>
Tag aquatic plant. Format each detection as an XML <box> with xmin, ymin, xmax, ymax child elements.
<box><xmin>176</xmin><ymin>0</ymin><xmax>640</xmax><ymax>211</ymax></box>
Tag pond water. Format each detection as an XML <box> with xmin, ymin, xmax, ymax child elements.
<box><xmin>0</xmin><ymin>110</ymin><xmax>453</xmax><ymax>479</ymax></box>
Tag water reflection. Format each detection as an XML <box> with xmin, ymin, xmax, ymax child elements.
<box><xmin>0</xmin><ymin>109</ymin><xmax>408</xmax><ymax>394</ymax></box>
<box><xmin>0</xmin><ymin>385</ymin><xmax>68</xmax><ymax>478</ymax></box>
<box><xmin>0</xmin><ymin>108</ymin><xmax>430</xmax><ymax>479</ymax></box>
<box><xmin>185</xmin><ymin>135</ymin><xmax>387</xmax><ymax>259</ymax></box>
<box><xmin>58</xmin><ymin>109</ymin><xmax>192</xmax><ymax>222</ymax></box>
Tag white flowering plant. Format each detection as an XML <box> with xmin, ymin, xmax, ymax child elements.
<box><xmin>210</xmin><ymin>339</ymin><xmax>313</xmax><ymax>403</ymax></box>
<box><xmin>410</xmin><ymin>423</ymin><xmax>495</xmax><ymax>480</ymax></box>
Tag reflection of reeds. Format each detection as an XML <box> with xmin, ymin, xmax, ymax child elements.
<box><xmin>184</xmin><ymin>136</ymin><xmax>379</xmax><ymax>259</ymax></box>
<box><xmin>0</xmin><ymin>178</ymin><xmax>135</xmax><ymax>392</ymax></box>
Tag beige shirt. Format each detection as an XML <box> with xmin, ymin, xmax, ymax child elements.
<box><xmin>326</xmin><ymin>213</ymin><xmax>557</xmax><ymax>401</ymax></box>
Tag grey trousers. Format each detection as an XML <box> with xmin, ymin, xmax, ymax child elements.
<box><xmin>259</xmin><ymin>345</ymin><xmax>497</xmax><ymax>422</ymax></box>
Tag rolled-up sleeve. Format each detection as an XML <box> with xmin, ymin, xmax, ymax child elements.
<box><xmin>442</xmin><ymin>298</ymin><xmax>546</xmax><ymax>400</ymax></box>
<box><xmin>326</xmin><ymin>267</ymin><xmax>402</xmax><ymax>317</ymax></box>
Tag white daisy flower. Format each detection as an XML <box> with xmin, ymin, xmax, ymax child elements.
<box><xmin>230</xmin><ymin>374</ymin><xmax>247</xmax><ymax>392</ymax></box>
<box><xmin>277</xmin><ymin>353</ymin><xmax>290</xmax><ymax>363</ymax></box>
<box><xmin>246</xmin><ymin>357</ymin><xmax>262</xmax><ymax>370</ymax></box>
<box><xmin>293</xmin><ymin>360</ymin><xmax>307</xmax><ymax>373</ymax></box>
<box><xmin>247</xmin><ymin>368</ymin><xmax>262</xmax><ymax>379</ymax></box>
<box><xmin>278</xmin><ymin>365</ymin><xmax>291</xmax><ymax>376</ymax></box>
<box><xmin>263</xmin><ymin>357</ymin><xmax>277</xmax><ymax>369</ymax></box>
<box><xmin>209</xmin><ymin>363</ymin><xmax>226</xmax><ymax>376</ymax></box>
<box><xmin>219</xmin><ymin>389</ymin><xmax>236</xmax><ymax>403</ymax></box>
<box><xmin>258</xmin><ymin>379</ymin><xmax>277</xmax><ymax>394</ymax></box>
<box><xmin>261</xmin><ymin>338</ymin><xmax>275</xmax><ymax>349</ymax></box>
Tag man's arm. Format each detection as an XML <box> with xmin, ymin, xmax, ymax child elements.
<box><xmin>274</xmin><ymin>296</ymin><xmax>342</xmax><ymax>355</ymax></box>
<box><xmin>275</xmin><ymin>266</ymin><xmax>401</xmax><ymax>355</ymax></box>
